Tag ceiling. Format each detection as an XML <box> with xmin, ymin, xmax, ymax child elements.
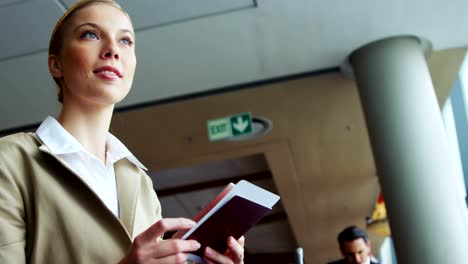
<box><xmin>1</xmin><ymin>0</ymin><xmax>468</xmax><ymax>132</ymax></box>
<box><xmin>1</xmin><ymin>0</ymin><xmax>468</xmax><ymax>262</ymax></box>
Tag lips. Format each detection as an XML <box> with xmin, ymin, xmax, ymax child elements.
<box><xmin>93</xmin><ymin>66</ymin><xmax>122</xmax><ymax>78</ymax></box>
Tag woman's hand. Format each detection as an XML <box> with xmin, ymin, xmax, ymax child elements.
<box><xmin>203</xmin><ymin>236</ymin><xmax>245</xmax><ymax>264</ymax></box>
<box><xmin>120</xmin><ymin>218</ymin><xmax>201</xmax><ymax>264</ymax></box>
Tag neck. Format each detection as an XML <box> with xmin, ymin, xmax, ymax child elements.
<box><xmin>58</xmin><ymin>102</ymin><xmax>114</xmax><ymax>162</ymax></box>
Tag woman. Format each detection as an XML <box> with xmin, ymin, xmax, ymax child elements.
<box><xmin>0</xmin><ymin>1</ymin><xmax>244</xmax><ymax>263</ymax></box>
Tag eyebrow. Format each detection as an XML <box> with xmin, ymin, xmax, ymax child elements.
<box><xmin>74</xmin><ymin>22</ymin><xmax>135</xmax><ymax>38</ymax></box>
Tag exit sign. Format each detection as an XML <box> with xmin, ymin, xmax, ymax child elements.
<box><xmin>207</xmin><ymin>112</ymin><xmax>253</xmax><ymax>142</ymax></box>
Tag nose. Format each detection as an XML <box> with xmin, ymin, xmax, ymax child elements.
<box><xmin>100</xmin><ymin>41</ymin><xmax>119</xmax><ymax>60</ymax></box>
<box><xmin>103</xmin><ymin>51</ymin><xmax>119</xmax><ymax>60</ymax></box>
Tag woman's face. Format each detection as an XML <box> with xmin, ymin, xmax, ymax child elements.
<box><xmin>49</xmin><ymin>3</ymin><xmax>136</xmax><ymax>107</ymax></box>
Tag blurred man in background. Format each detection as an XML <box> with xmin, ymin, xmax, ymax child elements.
<box><xmin>328</xmin><ymin>225</ymin><xmax>378</xmax><ymax>264</ymax></box>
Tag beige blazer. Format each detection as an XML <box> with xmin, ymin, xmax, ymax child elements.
<box><xmin>0</xmin><ymin>132</ymin><xmax>162</xmax><ymax>263</ymax></box>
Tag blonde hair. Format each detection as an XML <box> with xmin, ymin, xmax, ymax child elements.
<box><xmin>48</xmin><ymin>0</ymin><xmax>130</xmax><ymax>103</ymax></box>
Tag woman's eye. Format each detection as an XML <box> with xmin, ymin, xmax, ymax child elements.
<box><xmin>120</xmin><ymin>38</ymin><xmax>134</xmax><ymax>46</ymax></box>
<box><xmin>81</xmin><ymin>31</ymin><xmax>98</xmax><ymax>40</ymax></box>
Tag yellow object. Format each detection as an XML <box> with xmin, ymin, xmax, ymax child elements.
<box><xmin>366</xmin><ymin>193</ymin><xmax>391</xmax><ymax>237</ymax></box>
<box><xmin>371</xmin><ymin>198</ymin><xmax>387</xmax><ymax>221</ymax></box>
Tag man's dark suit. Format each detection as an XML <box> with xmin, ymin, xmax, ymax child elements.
<box><xmin>327</xmin><ymin>259</ymin><xmax>378</xmax><ymax>264</ymax></box>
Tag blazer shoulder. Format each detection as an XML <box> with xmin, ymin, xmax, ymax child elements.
<box><xmin>0</xmin><ymin>132</ymin><xmax>41</xmax><ymax>159</ymax></box>
<box><xmin>0</xmin><ymin>132</ymin><xmax>39</xmax><ymax>149</ymax></box>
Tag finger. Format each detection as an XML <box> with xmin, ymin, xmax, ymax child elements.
<box><xmin>227</xmin><ymin>237</ymin><xmax>244</xmax><ymax>264</ymax></box>
<box><xmin>153</xmin><ymin>239</ymin><xmax>201</xmax><ymax>259</ymax></box>
<box><xmin>204</xmin><ymin>247</ymin><xmax>234</xmax><ymax>264</ymax></box>
<box><xmin>153</xmin><ymin>252</ymin><xmax>190</xmax><ymax>264</ymax></box>
<box><xmin>141</xmin><ymin>218</ymin><xmax>196</xmax><ymax>242</ymax></box>
<box><xmin>237</xmin><ymin>236</ymin><xmax>245</xmax><ymax>247</ymax></box>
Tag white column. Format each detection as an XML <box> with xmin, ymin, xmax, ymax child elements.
<box><xmin>349</xmin><ymin>36</ymin><xmax>468</xmax><ymax>263</ymax></box>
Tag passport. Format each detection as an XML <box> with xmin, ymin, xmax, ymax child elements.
<box><xmin>181</xmin><ymin>180</ymin><xmax>280</xmax><ymax>263</ymax></box>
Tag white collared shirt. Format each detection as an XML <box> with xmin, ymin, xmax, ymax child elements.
<box><xmin>36</xmin><ymin>116</ymin><xmax>147</xmax><ymax>217</ymax></box>
<box><xmin>366</xmin><ymin>256</ymin><xmax>374</xmax><ymax>264</ymax></box>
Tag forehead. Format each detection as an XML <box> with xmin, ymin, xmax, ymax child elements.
<box><xmin>342</xmin><ymin>238</ymin><xmax>369</xmax><ymax>253</ymax></box>
<box><xmin>67</xmin><ymin>3</ymin><xmax>133</xmax><ymax>33</ymax></box>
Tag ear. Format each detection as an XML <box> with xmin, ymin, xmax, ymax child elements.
<box><xmin>48</xmin><ymin>54</ymin><xmax>63</xmax><ymax>78</ymax></box>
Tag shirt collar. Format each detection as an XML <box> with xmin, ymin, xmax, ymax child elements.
<box><xmin>36</xmin><ymin>116</ymin><xmax>147</xmax><ymax>171</ymax></box>
<box><xmin>105</xmin><ymin>132</ymin><xmax>147</xmax><ymax>170</ymax></box>
<box><xmin>36</xmin><ymin>116</ymin><xmax>81</xmax><ymax>155</ymax></box>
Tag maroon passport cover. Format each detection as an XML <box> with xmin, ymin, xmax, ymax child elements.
<box><xmin>186</xmin><ymin>195</ymin><xmax>271</xmax><ymax>256</ymax></box>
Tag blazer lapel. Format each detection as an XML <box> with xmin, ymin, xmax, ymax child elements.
<box><xmin>38</xmin><ymin>142</ymin><xmax>137</xmax><ymax>240</ymax></box>
<box><xmin>115</xmin><ymin>159</ymin><xmax>141</xmax><ymax>238</ymax></box>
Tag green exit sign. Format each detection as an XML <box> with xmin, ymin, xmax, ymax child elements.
<box><xmin>207</xmin><ymin>112</ymin><xmax>253</xmax><ymax>142</ymax></box>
